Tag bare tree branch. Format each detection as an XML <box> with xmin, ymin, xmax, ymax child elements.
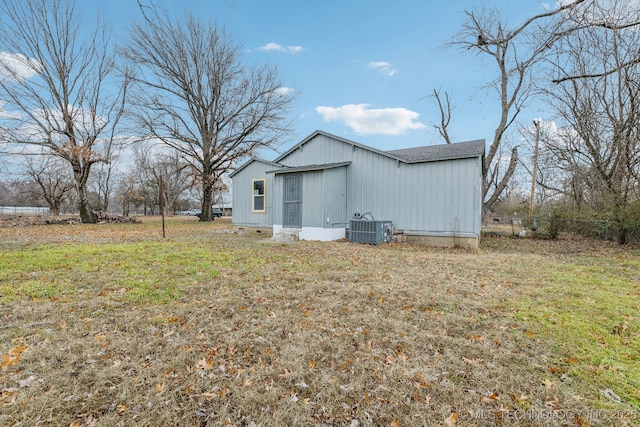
<box><xmin>552</xmin><ymin>56</ymin><xmax>640</xmax><ymax>83</ymax></box>
<box><xmin>432</xmin><ymin>89</ymin><xmax>452</xmax><ymax>144</ymax></box>
<box><xmin>484</xmin><ymin>147</ymin><xmax>518</xmax><ymax>209</ymax></box>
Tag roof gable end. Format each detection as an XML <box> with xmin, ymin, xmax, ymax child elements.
<box><xmin>274</xmin><ymin>130</ymin><xmax>410</xmax><ymax>163</ymax></box>
<box><xmin>229</xmin><ymin>157</ymin><xmax>283</xmax><ymax>178</ymax></box>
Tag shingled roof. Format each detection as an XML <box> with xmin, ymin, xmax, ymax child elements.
<box><xmin>386</xmin><ymin>139</ymin><xmax>485</xmax><ymax>163</ymax></box>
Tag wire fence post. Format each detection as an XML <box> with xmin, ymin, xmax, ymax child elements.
<box><xmin>159</xmin><ymin>175</ymin><xmax>166</xmax><ymax>239</ymax></box>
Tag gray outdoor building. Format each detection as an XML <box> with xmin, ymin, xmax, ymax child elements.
<box><xmin>230</xmin><ymin>130</ymin><xmax>486</xmax><ymax>248</ymax></box>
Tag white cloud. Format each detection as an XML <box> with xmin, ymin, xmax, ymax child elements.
<box><xmin>0</xmin><ymin>52</ymin><xmax>39</xmax><ymax>82</ymax></box>
<box><xmin>368</xmin><ymin>61</ymin><xmax>397</xmax><ymax>77</ymax></box>
<box><xmin>258</xmin><ymin>42</ymin><xmax>305</xmax><ymax>54</ymax></box>
<box><xmin>274</xmin><ymin>86</ymin><xmax>294</xmax><ymax>96</ymax></box>
<box><xmin>315</xmin><ymin>104</ymin><xmax>425</xmax><ymax>136</ymax></box>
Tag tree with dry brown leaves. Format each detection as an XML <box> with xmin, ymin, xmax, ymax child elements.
<box><xmin>123</xmin><ymin>3</ymin><xmax>294</xmax><ymax>222</ymax></box>
<box><xmin>0</xmin><ymin>0</ymin><xmax>128</xmax><ymax>223</ymax></box>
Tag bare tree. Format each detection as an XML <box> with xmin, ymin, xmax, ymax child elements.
<box><xmin>137</xmin><ymin>146</ymin><xmax>194</xmax><ymax>214</ymax></box>
<box><xmin>123</xmin><ymin>4</ymin><xmax>294</xmax><ymax>221</ymax></box>
<box><xmin>156</xmin><ymin>153</ymin><xmax>197</xmax><ymax>214</ymax></box>
<box><xmin>0</xmin><ymin>0</ymin><xmax>128</xmax><ymax>223</ymax></box>
<box><xmin>0</xmin><ymin>180</ymin><xmax>11</xmax><ymax>206</ymax></box>
<box><xmin>129</xmin><ymin>147</ymin><xmax>159</xmax><ymax>215</ymax></box>
<box><xmin>90</xmin><ymin>142</ymin><xmax>125</xmax><ymax>213</ymax></box>
<box><xmin>541</xmin><ymin>0</ymin><xmax>640</xmax><ymax>243</ymax></box>
<box><xmin>447</xmin><ymin>1</ymin><xmax>592</xmax><ymax>212</ymax></box>
<box><xmin>23</xmin><ymin>156</ymin><xmax>74</xmax><ymax>215</ymax></box>
<box><xmin>126</xmin><ymin>145</ymin><xmax>196</xmax><ymax>215</ymax></box>
<box><xmin>114</xmin><ymin>173</ymin><xmax>145</xmax><ymax>216</ymax></box>
<box><xmin>515</xmin><ymin>122</ymin><xmax>570</xmax><ymax>216</ymax></box>
<box><xmin>431</xmin><ymin>89</ymin><xmax>453</xmax><ymax>144</ymax></box>
<box><xmin>211</xmin><ymin>175</ymin><xmax>230</xmax><ymax>208</ymax></box>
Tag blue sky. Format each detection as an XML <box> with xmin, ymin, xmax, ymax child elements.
<box><xmin>100</xmin><ymin>1</ymin><xmax>552</xmax><ymax>156</ymax></box>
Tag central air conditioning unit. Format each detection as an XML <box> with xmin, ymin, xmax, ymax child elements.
<box><xmin>349</xmin><ymin>219</ymin><xmax>393</xmax><ymax>245</ymax></box>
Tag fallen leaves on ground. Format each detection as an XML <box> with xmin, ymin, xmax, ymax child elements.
<box><xmin>0</xmin><ymin>343</ymin><xmax>28</xmax><ymax>370</ymax></box>
<box><xmin>0</xmin><ymin>219</ymin><xmax>637</xmax><ymax>426</ymax></box>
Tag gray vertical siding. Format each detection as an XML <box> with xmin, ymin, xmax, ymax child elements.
<box><xmin>231</xmin><ymin>160</ymin><xmax>275</xmax><ymax>227</ymax></box>
<box><xmin>270</xmin><ymin>173</ymin><xmax>282</xmax><ymax>225</ymax></box>
<box><xmin>270</xmin><ymin>165</ymin><xmax>348</xmax><ymax>229</ymax></box>
<box><xmin>323</xmin><ymin>166</ymin><xmax>348</xmax><ymax>228</ymax></box>
<box><xmin>279</xmin><ymin>134</ymin><xmax>482</xmax><ymax>236</ymax></box>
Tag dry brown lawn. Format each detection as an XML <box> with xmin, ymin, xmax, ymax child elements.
<box><xmin>0</xmin><ymin>216</ymin><xmax>638</xmax><ymax>426</ymax></box>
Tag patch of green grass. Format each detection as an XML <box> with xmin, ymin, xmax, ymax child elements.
<box><xmin>0</xmin><ymin>240</ymin><xmax>227</xmax><ymax>304</ymax></box>
<box><xmin>124</xmin><ymin>282</ymin><xmax>181</xmax><ymax>304</ymax></box>
<box><xmin>0</xmin><ymin>279</ymin><xmax>77</xmax><ymax>301</ymax></box>
<box><xmin>513</xmin><ymin>252</ymin><xmax>640</xmax><ymax>409</ymax></box>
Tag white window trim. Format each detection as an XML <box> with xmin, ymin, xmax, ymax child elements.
<box><xmin>251</xmin><ymin>178</ymin><xmax>266</xmax><ymax>213</ymax></box>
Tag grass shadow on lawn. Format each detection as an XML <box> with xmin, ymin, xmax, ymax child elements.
<box><xmin>0</xmin><ymin>219</ymin><xmax>638</xmax><ymax>426</ymax></box>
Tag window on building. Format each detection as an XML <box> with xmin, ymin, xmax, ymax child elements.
<box><xmin>252</xmin><ymin>179</ymin><xmax>265</xmax><ymax>212</ymax></box>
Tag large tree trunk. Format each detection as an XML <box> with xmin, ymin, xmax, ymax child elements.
<box><xmin>484</xmin><ymin>147</ymin><xmax>518</xmax><ymax>211</ymax></box>
<box><xmin>73</xmin><ymin>162</ymin><xmax>97</xmax><ymax>223</ymax></box>
<box><xmin>77</xmin><ymin>184</ymin><xmax>97</xmax><ymax>223</ymax></box>
<box><xmin>613</xmin><ymin>201</ymin><xmax>629</xmax><ymax>245</ymax></box>
<box><xmin>42</xmin><ymin>192</ymin><xmax>60</xmax><ymax>216</ymax></box>
<box><xmin>199</xmin><ymin>176</ymin><xmax>214</xmax><ymax>222</ymax></box>
<box><xmin>101</xmin><ymin>189</ymin><xmax>109</xmax><ymax>213</ymax></box>
<box><xmin>50</xmin><ymin>202</ymin><xmax>61</xmax><ymax>216</ymax></box>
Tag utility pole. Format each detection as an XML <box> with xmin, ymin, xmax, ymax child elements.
<box><xmin>528</xmin><ymin>120</ymin><xmax>540</xmax><ymax>222</ymax></box>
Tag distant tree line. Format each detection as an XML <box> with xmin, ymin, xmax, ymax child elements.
<box><xmin>0</xmin><ymin>146</ymin><xmax>230</xmax><ymax>216</ymax></box>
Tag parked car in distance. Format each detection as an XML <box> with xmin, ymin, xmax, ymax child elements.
<box><xmin>186</xmin><ymin>209</ymin><xmax>201</xmax><ymax>216</ymax></box>
<box><xmin>196</xmin><ymin>207</ymin><xmax>223</xmax><ymax>219</ymax></box>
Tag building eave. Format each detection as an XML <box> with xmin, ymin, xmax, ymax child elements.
<box><xmin>267</xmin><ymin>161</ymin><xmax>351</xmax><ymax>174</ymax></box>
